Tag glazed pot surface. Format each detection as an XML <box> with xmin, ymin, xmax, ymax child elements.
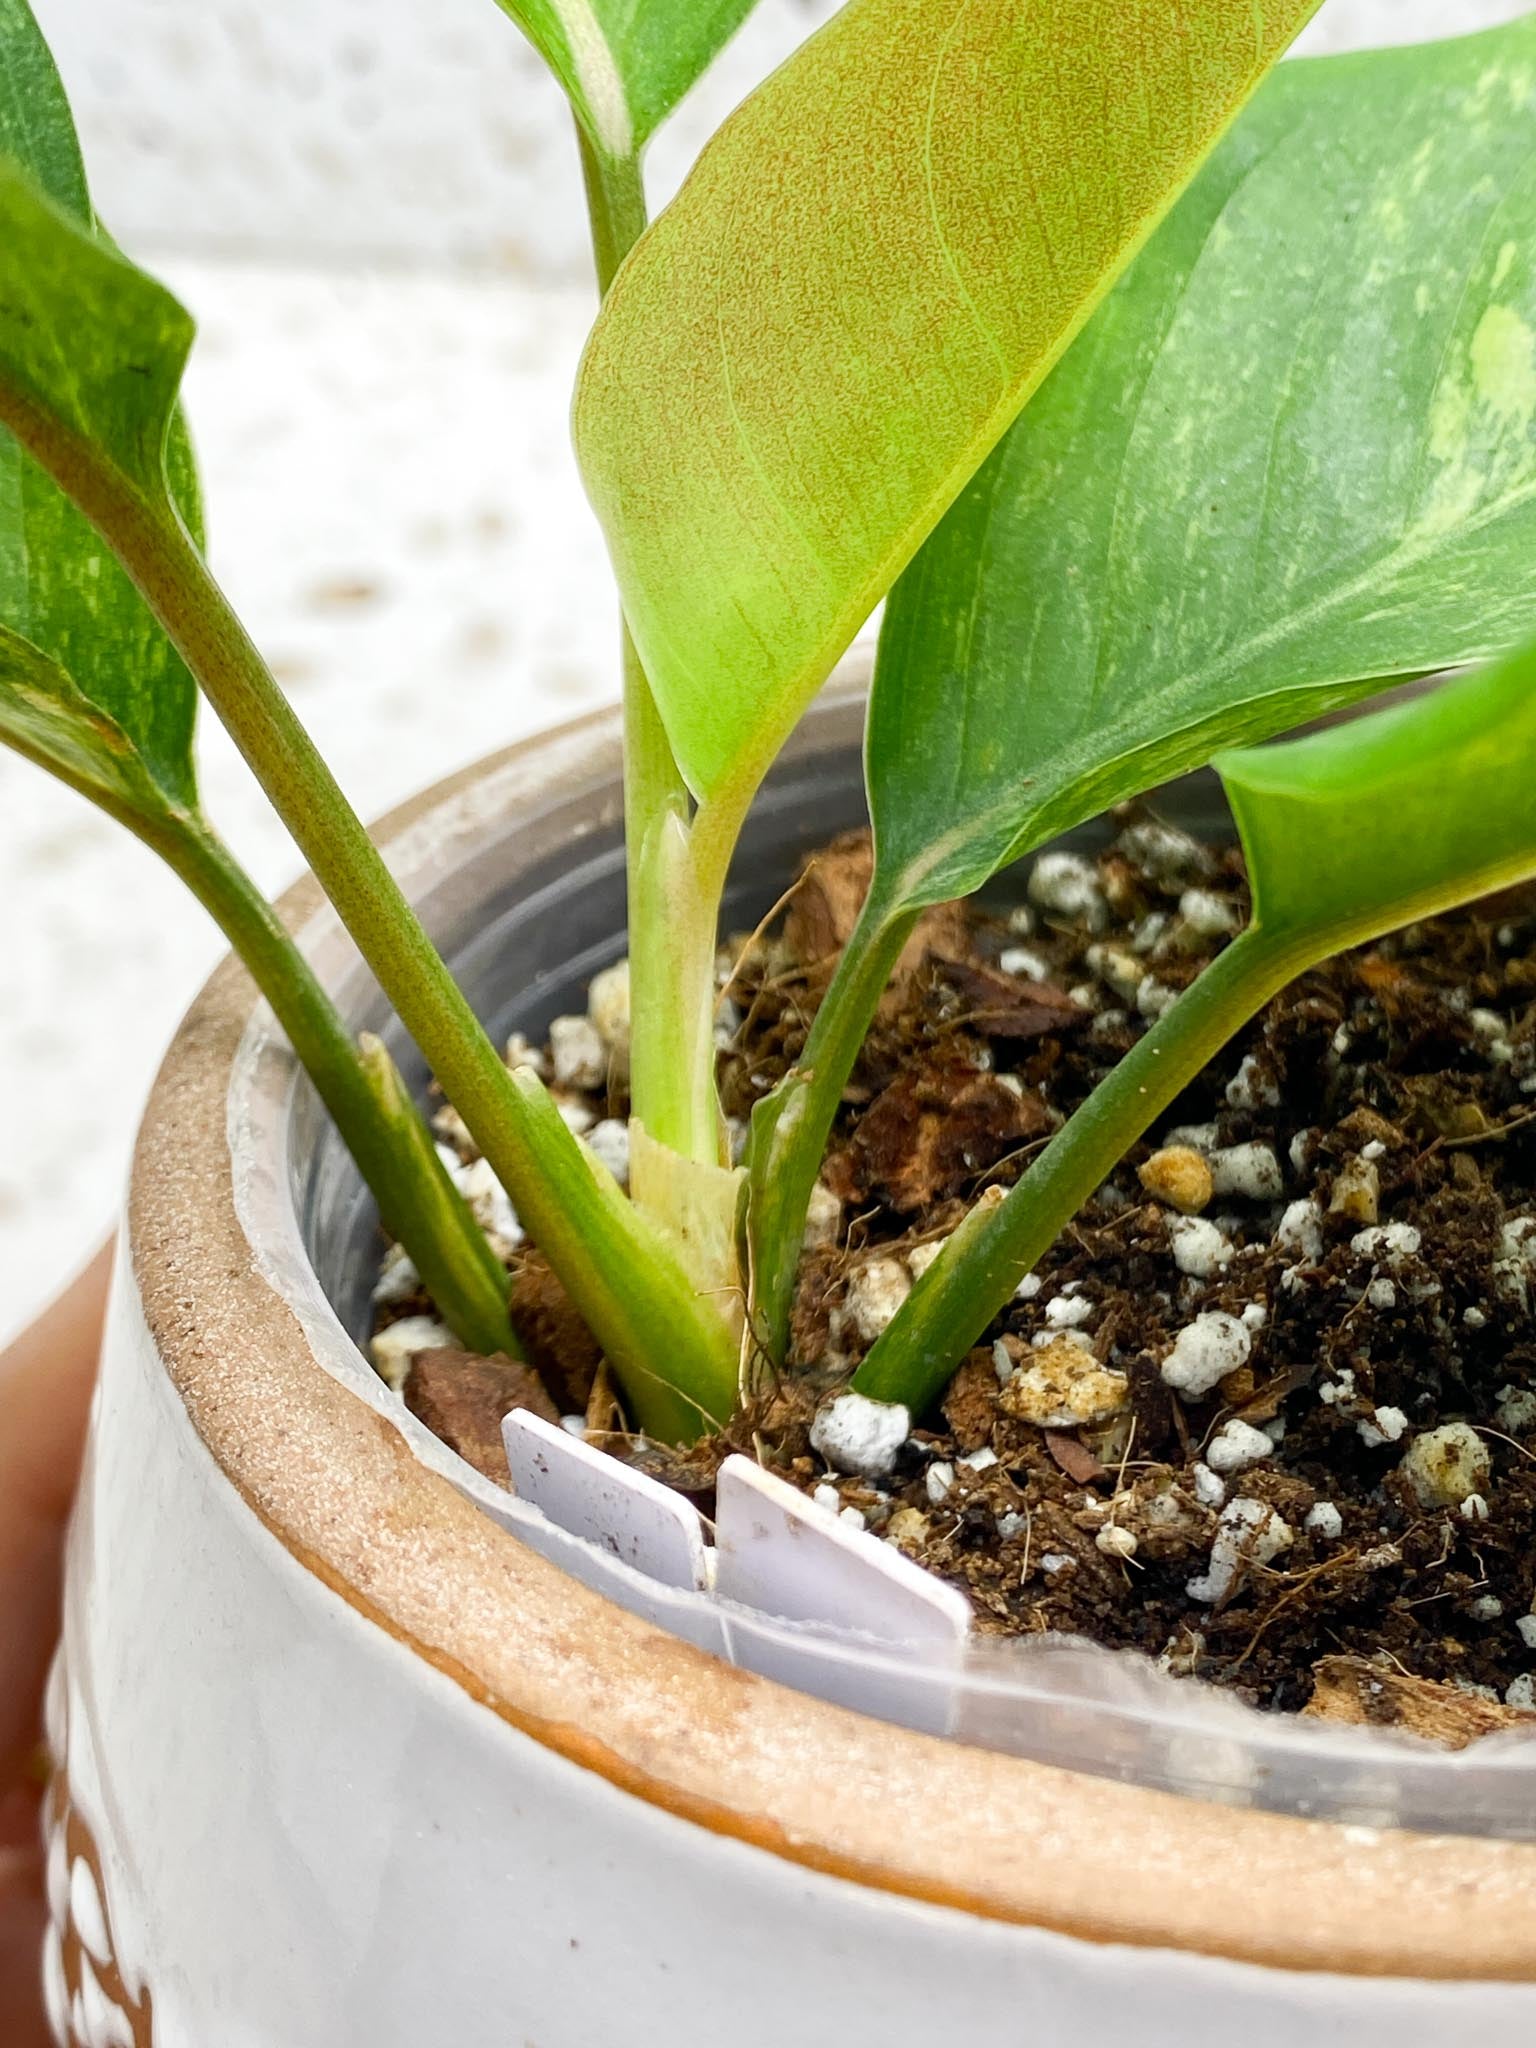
<box><xmin>45</xmin><ymin>686</ymin><xmax>1536</xmax><ymax>2045</ymax></box>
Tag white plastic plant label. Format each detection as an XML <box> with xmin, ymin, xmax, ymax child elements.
<box><xmin>502</xmin><ymin>1409</ymin><xmax>709</xmax><ymax>1591</ymax></box>
<box><xmin>713</xmin><ymin>1455</ymin><xmax>969</xmax><ymax>1734</ymax></box>
<box><xmin>714</xmin><ymin>1454</ymin><xmax>971</xmax><ymax>1642</ymax></box>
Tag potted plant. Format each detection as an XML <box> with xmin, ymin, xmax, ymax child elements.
<box><xmin>5</xmin><ymin>0</ymin><xmax>1536</xmax><ymax>2041</ymax></box>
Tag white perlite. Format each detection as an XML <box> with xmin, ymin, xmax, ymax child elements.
<box><xmin>1136</xmin><ymin>978</ymin><xmax>1177</xmax><ymax>1021</ymax></box>
<box><xmin>1167</xmin><ymin>1215</ymin><xmax>1232</xmax><ymax>1279</ymax></box>
<box><xmin>435</xmin><ymin>1139</ymin><xmax>468</xmax><ymax>1183</ymax></box>
<box><xmin>586</xmin><ymin>958</ymin><xmax>631</xmax><ymax>1056</ymax></box>
<box><xmin>369</xmin><ymin>1314</ymin><xmax>453</xmax><ymax>1391</ymax></box>
<box><xmin>1225</xmin><ymin>1052</ymin><xmax>1280</xmax><ymax>1110</ymax></box>
<box><xmin>1087</xmin><ymin>944</ymin><xmax>1145</xmax><ymax>1002</ymax></box>
<box><xmin>1187</xmin><ymin>1497</ymin><xmax>1294</xmax><ymax>1606</ymax></box>
<box><xmin>841</xmin><ymin>1256</ymin><xmax>912</xmax><ymax>1343</ymax></box>
<box><xmin>371</xmin><ymin>1242</ymin><xmax>420</xmax><ymax>1306</ymax></box>
<box><xmin>906</xmin><ymin>1238</ymin><xmax>946</xmax><ymax>1281</ymax></box>
<box><xmin>1517</xmin><ymin>1615</ymin><xmax>1536</xmax><ymax>1653</ymax></box>
<box><xmin>1043</xmin><ymin>1292</ymin><xmax>1094</xmax><ymax>1329</ymax></box>
<box><xmin>1192</xmin><ymin>1462</ymin><xmax>1225</xmax><ymax>1508</ymax></box>
<box><xmin>803</xmin><ymin>1180</ymin><xmax>843</xmax><ymax>1249</ymax></box>
<box><xmin>1119</xmin><ymin>819</ymin><xmax>1208</xmax><ymax>887</ymax></box>
<box><xmin>1494</xmin><ymin>1217</ymin><xmax>1536</xmax><ymax>1306</ymax></box>
<box><xmin>1351</xmin><ymin>1222</ymin><xmax>1422</xmax><ymax>1262</ymax></box>
<box><xmin>584</xmin><ymin>1117</ymin><xmax>631</xmax><ymax>1185</ymax></box>
<box><xmin>1160</xmin><ymin>1310</ymin><xmax>1252</xmax><ymax>1401</ymax></box>
<box><xmin>1305</xmin><ymin>1501</ymin><xmax>1344</xmax><ymax>1541</ymax></box>
<box><xmin>999</xmin><ymin>944</ymin><xmax>1052</xmax><ymax>982</ymax></box>
<box><xmin>1205</xmin><ymin>1419</ymin><xmax>1274</xmax><ymax>1476</ymax></box>
<box><xmin>1180</xmin><ymin>888</ymin><xmax>1241</xmax><ymax>938</ymax></box>
<box><xmin>458</xmin><ymin>1156</ymin><xmax>523</xmax><ymax>1247</ymax></box>
<box><xmin>925</xmin><ymin>1461</ymin><xmax>955</xmax><ymax>1505</ymax></box>
<box><xmin>1208</xmin><ymin>1142</ymin><xmax>1284</xmax><ymax>1201</ymax></box>
<box><xmin>1365</xmin><ymin>1278</ymin><xmax>1397</xmax><ymax>1311</ymax></box>
<box><xmin>1507</xmin><ymin>1674</ymin><xmax>1536</xmax><ymax>1712</ymax></box>
<box><xmin>1096</xmin><ymin>1524</ymin><xmax>1138</xmax><ymax>1561</ymax></box>
<box><xmin>1399</xmin><ymin>1423</ymin><xmax>1493</xmax><ymax>1509</ymax></box>
<box><xmin>810</xmin><ymin>1392</ymin><xmax>911</xmax><ymax>1480</ymax></box>
<box><xmin>1274</xmin><ymin>1197</ymin><xmax>1324</xmax><ymax>1263</ymax></box>
<box><xmin>1496</xmin><ymin>1384</ymin><xmax>1536</xmax><ymax>1435</ymax></box>
<box><xmin>504</xmin><ymin>1030</ymin><xmax>548</xmax><ymax>1078</ymax></box>
<box><xmin>1028</xmin><ymin>850</ymin><xmax>1106</xmax><ymax>926</ymax></box>
<box><xmin>548</xmin><ymin>1012</ymin><xmax>606</xmax><ymax>1089</ymax></box>
<box><xmin>1358</xmin><ymin>1404</ymin><xmax>1408</xmax><ymax>1449</ymax></box>
<box><xmin>1165</xmin><ymin>1122</ymin><xmax>1219</xmax><ymax>1154</ymax></box>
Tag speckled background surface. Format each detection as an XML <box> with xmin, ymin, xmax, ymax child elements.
<box><xmin>1</xmin><ymin>0</ymin><xmax>1526</xmax><ymax>1341</ymax></box>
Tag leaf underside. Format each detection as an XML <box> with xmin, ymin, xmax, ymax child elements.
<box><xmin>867</xmin><ymin>16</ymin><xmax>1536</xmax><ymax>911</ymax></box>
<box><xmin>576</xmin><ymin>0</ymin><xmax>1323</xmax><ymax>809</ymax></box>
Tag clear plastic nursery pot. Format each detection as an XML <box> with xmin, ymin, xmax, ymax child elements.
<box><xmin>46</xmin><ymin>661</ymin><xmax>1536</xmax><ymax>2047</ymax></box>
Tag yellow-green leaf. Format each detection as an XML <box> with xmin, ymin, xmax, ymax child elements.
<box><xmin>576</xmin><ymin>0</ymin><xmax>1322</xmax><ymax>809</ymax></box>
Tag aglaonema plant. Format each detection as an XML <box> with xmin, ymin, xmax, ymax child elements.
<box><xmin>4</xmin><ymin>0</ymin><xmax>1536</xmax><ymax>1452</ymax></box>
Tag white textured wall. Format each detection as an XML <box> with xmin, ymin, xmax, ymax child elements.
<box><xmin>30</xmin><ymin>0</ymin><xmax>845</xmax><ymax>273</ymax></box>
<box><xmin>2</xmin><ymin>0</ymin><xmax>1528</xmax><ymax>1338</ymax></box>
<box><xmin>26</xmin><ymin>0</ymin><xmax>1533</xmax><ymax>273</ymax></box>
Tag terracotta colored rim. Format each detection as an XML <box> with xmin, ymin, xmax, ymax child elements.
<box><xmin>128</xmin><ymin>706</ymin><xmax>1536</xmax><ymax>1985</ymax></box>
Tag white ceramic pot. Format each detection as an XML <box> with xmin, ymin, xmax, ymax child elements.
<box><xmin>42</xmin><ymin>684</ymin><xmax>1536</xmax><ymax>2047</ymax></box>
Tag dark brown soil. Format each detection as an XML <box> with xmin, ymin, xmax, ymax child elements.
<box><xmin>375</xmin><ymin>809</ymin><xmax>1536</xmax><ymax>1731</ymax></box>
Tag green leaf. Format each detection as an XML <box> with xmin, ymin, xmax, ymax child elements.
<box><xmin>1219</xmin><ymin>657</ymin><xmax>1536</xmax><ymax>956</ymax></box>
<box><xmin>0</xmin><ymin>160</ymin><xmax>192</xmax><ymax>511</ymax></box>
<box><xmin>492</xmin><ymin>0</ymin><xmax>760</xmax><ymax>157</ymax></box>
<box><xmin>0</xmin><ymin>0</ymin><xmax>87</xmax><ymax>215</ymax></box>
<box><xmin>0</xmin><ymin>622</ymin><xmax>188</xmax><ymax>823</ymax></box>
<box><xmin>856</xmin><ymin>646</ymin><xmax>1536</xmax><ymax>1418</ymax></box>
<box><xmin>576</xmin><ymin>0</ymin><xmax>1322</xmax><ymax>810</ymax></box>
<box><xmin>867</xmin><ymin>15</ymin><xmax>1536</xmax><ymax>911</ymax></box>
<box><xmin>0</xmin><ymin>0</ymin><xmax>202</xmax><ymax>809</ymax></box>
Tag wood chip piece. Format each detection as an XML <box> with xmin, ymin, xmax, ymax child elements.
<box><xmin>1304</xmin><ymin>1654</ymin><xmax>1533</xmax><ymax>1749</ymax></box>
<box><xmin>1045</xmin><ymin>1430</ymin><xmax>1106</xmax><ymax>1485</ymax></box>
<box><xmin>403</xmin><ymin>1348</ymin><xmax>560</xmax><ymax>1488</ymax></box>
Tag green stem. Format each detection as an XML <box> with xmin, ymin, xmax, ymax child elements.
<box><xmin>5</xmin><ymin>424</ymin><xmax>736</xmax><ymax>1434</ymax></box>
<box><xmin>576</xmin><ymin>130</ymin><xmax>647</xmax><ymax>296</ymax></box>
<box><xmin>0</xmin><ymin>190</ymin><xmax>740</xmax><ymax>1435</ymax></box>
<box><xmin>147</xmin><ymin>518</ymin><xmax>737</xmax><ymax>1435</ymax></box>
<box><xmin>576</xmin><ymin>125</ymin><xmax>726</xmax><ymax>1168</ymax></box>
<box><xmin>161</xmin><ymin>816</ymin><xmax>518</xmax><ymax>1358</ymax></box>
<box><xmin>743</xmin><ymin>889</ymin><xmax>919</xmax><ymax>1362</ymax></box>
<box><xmin>622</xmin><ymin>630</ymin><xmax>721</xmax><ymax>1164</ymax></box>
<box><xmin>853</xmin><ymin>925</ymin><xmax>1299</xmax><ymax>1413</ymax></box>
